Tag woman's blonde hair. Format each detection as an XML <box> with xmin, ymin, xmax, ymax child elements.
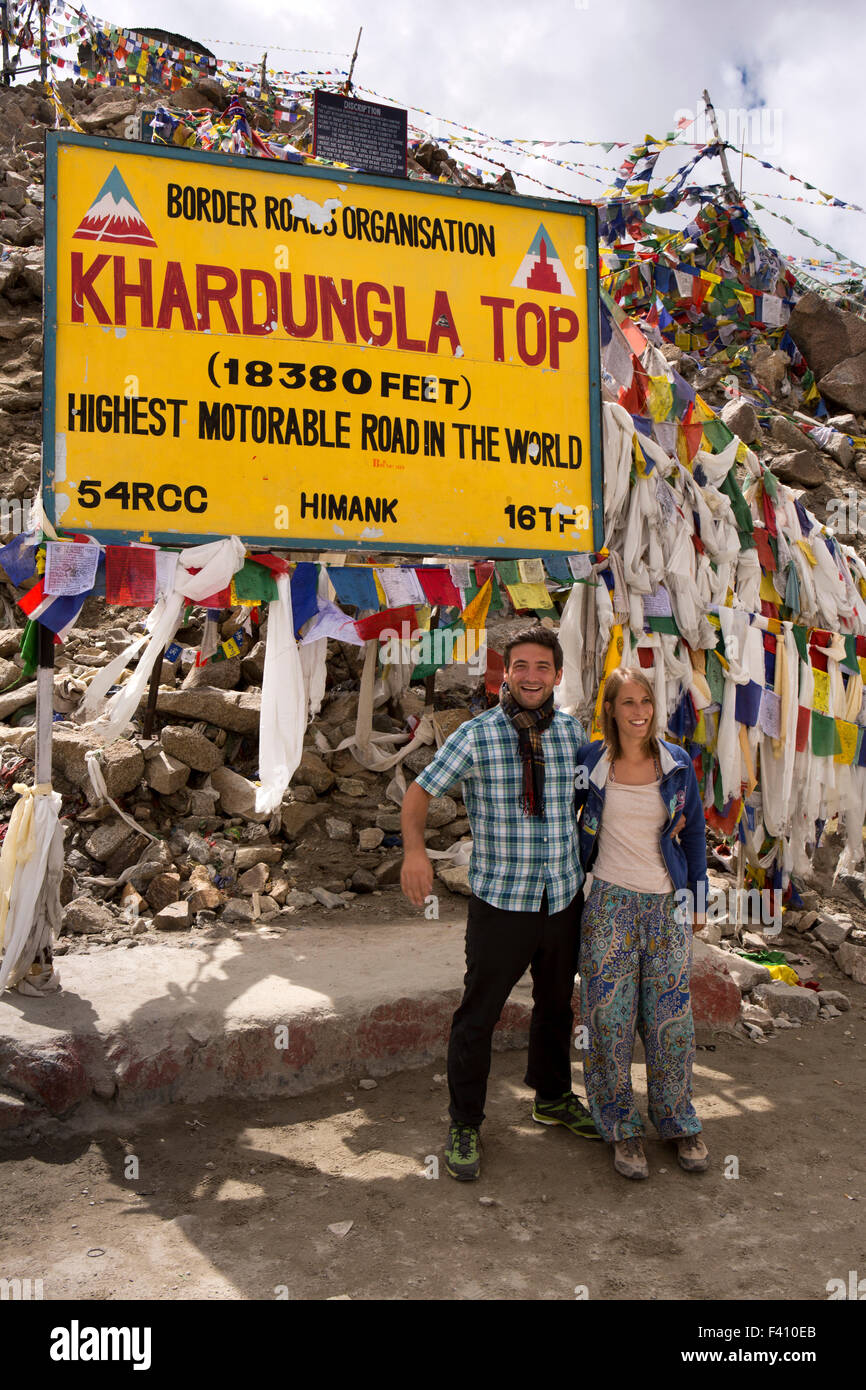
<box><xmin>601</xmin><ymin>666</ymin><xmax>660</xmax><ymax>761</ymax></box>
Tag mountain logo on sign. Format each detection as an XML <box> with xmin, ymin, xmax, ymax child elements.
<box><xmin>73</xmin><ymin>166</ymin><xmax>156</xmax><ymax>246</ymax></box>
<box><xmin>511</xmin><ymin>223</ymin><xmax>575</xmax><ymax>295</ymax></box>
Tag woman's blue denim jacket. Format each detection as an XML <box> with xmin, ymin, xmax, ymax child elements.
<box><xmin>575</xmin><ymin>738</ymin><xmax>708</xmax><ymax>920</ymax></box>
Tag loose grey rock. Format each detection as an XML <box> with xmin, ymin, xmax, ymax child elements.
<box><xmin>234</xmin><ymin>844</ymin><xmax>281</xmax><ymax>869</ymax></box>
<box><xmin>771</xmin><ymin>414</ymin><xmax>815</xmax><ymax>452</ymax></box>
<box><xmin>210</xmin><ymin>766</ymin><xmax>268</xmax><ymax>822</ymax></box>
<box><xmin>146</xmin><ymin>873</ymin><xmax>181</xmax><ymax>912</ymax></box>
<box><xmin>280</xmin><ymin>802</ymin><xmax>325</xmax><ymax>839</ymax></box>
<box><xmin>437</xmin><ymin>863</ymin><xmax>471</xmax><ymax>896</ymax></box>
<box><xmin>310</xmin><ymin>886</ymin><xmax>347</xmax><ymax>909</ymax></box>
<box><xmin>144</xmin><ymin>750</ymin><xmax>190</xmax><ymax>796</ymax></box>
<box><xmin>817</xmin><ymin>989</ymin><xmax>850</xmax><ymax>1011</ymax></box>
<box><xmin>350</xmin><ymin>869</ymin><xmax>377</xmax><ymax>893</ymax></box>
<box><xmin>154</xmin><ymin>900</ymin><xmax>191</xmax><ymax>930</ymax></box>
<box><xmin>284</xmin><ymin>889</ymin><xmax>317</xmax><ymax>908</ymax></box>
<box><xmin>359</xmin><ymin>827</ymin><xmax>385</xmax><ymax>850</ymax></box>
<box><xmin>770</xmin><ymin>450</ymin><xmax>825</xmax><ymax>488</ymax></box>
<box><xmin>835</xmin><ymin>940</ymin><xmax>866</xmax><ymax>984</ymax></box>
<box><xmin>222</xmin><ymin>897</ymin><xmax>254</xmax><ymax>923</ymax></box>
<box><xmin>292</xmin><ymin>751</ymin><xmax>335</xmax><ymax>794</ymax></box>
<box><xmin>62</xmin><ymin>896</ymin><xmax>115</xmax><ymax>935</ymax></box>
<box><xmin>752</xmin><ymin>981</ymin><xmax>820</xmax><ymax>1022</ymax></box>
<box><xmin>326</xmin><ymin>816</ymin><xmax>353</xmax><ymax>842</ymax></box>
<box><xmin>336</xmin><ymin>777</ymin><xmax>367</xmax><ymax>797</ymax></box>
<box><xmin>237</xmin><ymin>863</ymin><xmax>269</xmax><ymax>895</ymax></box>
<box><xmin>427</xmin><ymin>795</ymin><xmax>459</xmax><ymax>828</ymax></box>
<box><xmin>815</xmin><ymin>917</ymin><xmax>852</xmax><ymax>949</ymax></box>
<box><xmin>160</xmin><ymin>724</ymin><xmax>224</xmax><ymax>772</ymax></box>
<box><xmin>156</xmin><ymin>687</ymin><xmax>261</xmax><ymax>733</ymax></box>
<box><xmin>84</xmin><ymin>818</ymin><xmax>137</xmax><ymax>864</ymax></box>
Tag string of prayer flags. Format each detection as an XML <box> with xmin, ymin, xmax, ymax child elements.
<box><xmin>104</xmin><ymin>544</ymin><xmax>156</xmax><ymax>605</ymax></box>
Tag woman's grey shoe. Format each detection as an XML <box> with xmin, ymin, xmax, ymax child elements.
<box><xmin>613</xmin><ymin>1136</ymin><xmax>649</xmax><ymax>1179</ymax></box>
<box><xmin>675</xmin><ymin>1133</ymin><xmax>709</xmax><ymax>1171</ymax></box>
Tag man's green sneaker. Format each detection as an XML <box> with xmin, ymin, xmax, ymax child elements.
<box><xmin>532</xmin><ymin>1091</ymin><xmax>602</xmax><ymax>1140</ymax></box>
<box><xmin>444</xmin><ymin>1123</ymin><xmax>482</xmax><ymax>1180</ymax></box>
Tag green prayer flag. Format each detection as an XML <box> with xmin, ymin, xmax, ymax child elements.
<box><xmin>705</xmin><ymin>649</ymin><xmax>725</xmax><ymax>707</ymax></box>
<box><xmin>647</xmin><ymin>615</ymin><xmax>679</xmax><ymax>636</ymax></box>
<box><xmin>843</xmin><ymin>634</ymin><xmax>859</xmax><ymax>673</ymax></box>
<box><xmin>19</xmin><ymin>619</ymin><xmax>37</xmax><ymax>679</ymax></box>
<box><xmin>792</xmin><ymin>625</ymin><xmax>809</xmax><ymax>663</ymax></box>
<box><xmin>495</xmin><ymin>559</ymin><xmax>520</xmax><ymax>586</ymax></box>
<box><xmin>234</xmin><ymin>560</ymin><xmax>279</xmax><ymax>603</ymax></box>
<box><xmin>810</xmin><ymin>711</ymin><xmax>840</xmax><ymax>758</ymax></box>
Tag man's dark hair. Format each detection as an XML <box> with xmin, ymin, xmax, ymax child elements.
<box><xmin>503</xmin><ymin>626</ymin><xmax>563</xmax><ymax>673</ymax></box>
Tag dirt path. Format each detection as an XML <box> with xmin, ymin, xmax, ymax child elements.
<box><xmin>2</xmin><ymin>992</ymin><xmax>865</xmax><ymax>1302</ymax></box>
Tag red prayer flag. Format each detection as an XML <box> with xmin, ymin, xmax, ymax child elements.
<box><xmin>354</xmin><ymin>604</ymin><xmax>419</xmax><ymax>642</ymax></box>
<box><xmin>105</xmin><ymin>546</ymin><xmax>157</xmax><ymax>606</ymax></box>
<box><xmin>485</xmin><ymin>645</ymin><xmax>505</xmax><ymax>696</ymax></box>
<box><xmin>417</xmin><ymin>568</ymin><xmax>462</xmax><ymax>608</ymax></box>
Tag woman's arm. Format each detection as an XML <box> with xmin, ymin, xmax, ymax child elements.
<box><xmin>678</xmin><ymin>761</ymin><xmax>709</xmax><ymax>925</ymax></box>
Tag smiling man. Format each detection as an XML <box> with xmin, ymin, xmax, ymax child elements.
<box><xmin>401</xmin><ymin>626</ymin><xmax>599</xmax><ymax>1181</ymax></box>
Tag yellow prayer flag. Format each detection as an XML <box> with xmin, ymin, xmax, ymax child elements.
<box><xmin>734</xmin><ymin>289</ymin><xmax>754</xmax><ymax>314</ymax></box>
<box><xmin>592</xmin><ymin>624</ymin><xmax>624</xmax><ymax>738</ymax></box>
<box><xmin>461</xmin><ymin>577</ymin><xmax>492</xmax><ymax>631</ymax></box>
<box><xmin>505</xmin><ymin>582</ymin><xmax>553</xmax><ymax>611</ymax></box>
<box><xmin>811</xmin><ymin>668</ymin><xmax>830</xmax><ymax>713</ymax></box>
<box><xmin>759</xmin><ymin>572</ymin><xmax>779</xmax><ymax>604</ymax></box>
<box><xmin>646</xmin><ymin>375</ymin><xmax>674</xmax><ymax>422</ymax></box>
<box><xmin>795</xmin><ymin>539</ymin><xmax>817</xmax><ymax>568</ymax></box>
<box><xmin>693</xmin><ymin>394</ymin><xmax>715</xmax><ymax>422</ymax></box>
<box><xmin>835</xmin><ymin>720</ymin><xmax>859</xmax><ymax>765</ymax></box>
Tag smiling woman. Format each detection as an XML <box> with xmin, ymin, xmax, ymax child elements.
<box><xmin>575</xmin><ymin>665</ymin><xmax>710</xmax><ymax>1181</ymax></box>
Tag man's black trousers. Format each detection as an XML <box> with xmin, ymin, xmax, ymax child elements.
<box><xmin>447</xmin><ymin>888</ymin><xmax>583</xmax><ymax>1127</ymax></box>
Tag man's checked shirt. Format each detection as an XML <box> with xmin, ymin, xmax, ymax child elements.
<box><xmin>415</xmin><ymin>705</ymin><xmax>587</xmax><ymax>913</ymax></box>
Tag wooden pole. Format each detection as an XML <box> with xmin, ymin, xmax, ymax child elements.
<box><xmin>259</xmin><ymin>51</ymin><xmax>268</xmax><ymax>96</ymax></box>
<box><xmin>702</xmin><ymin>88</ymin><xmax>738</xmax><ymax>204</ymax></box>
<box><xmin>38</xmin><ymin>0</ymin><xmax>47</xmax><ymax>84</ymax></box>
<box><xmin>142</xmin><ymin>647</ymin><xmax>164</xmax><ymax>739</ymax></box>
<box><xmin>35</xmin><ymin>622</ymin><xmax>54</xmax><ymax>785</ymax></box>
<box><xmin>344</xmin><ymin>26</ymin><xmax>362</xmax><ymax>94</ymax></box>
<box><xmin>2</xmin><ymin>0</ymin><xmax>11</xmax><ymax>89</ymax></box>
<box><xmin>424</xmin><ymin>605</ymin><xmax>440</xmax><ymax>710</ymax></box>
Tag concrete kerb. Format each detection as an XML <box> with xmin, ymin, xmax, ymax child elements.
<box><xmin>0</xmin><ymin>918</ymin><xmax>742</xmax><ymax>1145</ymax></box>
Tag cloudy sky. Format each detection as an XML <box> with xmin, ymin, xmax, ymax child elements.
<box><xmin>60</xmin><ymin>0</ymin><xmax>866</xmax><ymax>275</ymax></box>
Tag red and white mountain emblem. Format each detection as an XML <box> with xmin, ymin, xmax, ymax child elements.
<box><xmin>73</xmin><ymin>166</ymin><xmax>156</xmax><ymax>246</ymax></box>
<box><xmin>511</xmin><ymin>223</ymin><xmax>575</xmax><ymax>296</ymax></box>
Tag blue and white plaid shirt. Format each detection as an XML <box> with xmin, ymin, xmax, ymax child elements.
<box><xmin>415</xmin><ymin>706</ymin><xmax>587</xmax><ymax>913</ymax></box>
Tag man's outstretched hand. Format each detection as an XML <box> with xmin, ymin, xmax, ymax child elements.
<box><xmin>401</xmin><ymin>848</ymin><xmax>434</xmax><ymax>906</ymax></box>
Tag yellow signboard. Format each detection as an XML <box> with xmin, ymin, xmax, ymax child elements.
<box><xmin>45</xmin><ymin>133</ymin><xmax>602</xmax><ymax>555</ymax></box>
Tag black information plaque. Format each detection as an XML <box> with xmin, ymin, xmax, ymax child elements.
<box><xmin>313</xmin><ymin>90</ymin><xmax>408</xmax><ymax>178</ymax></box>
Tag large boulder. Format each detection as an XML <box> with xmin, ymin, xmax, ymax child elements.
<box><xmin>209</xmin><ymin>765</ymin><xmax>268</xmax><ymax>822</ymax></box>
<box><xmin>689</xmin><ymin>938</ymin><xmax>742</xmax><ymax>1029</ymax></box>
<box><xmin>51</xmin><ymin>730</ymin><xmax>144</xmax><ymax>801</ymax></box>
<box><xmin>160</xmin><ymin>724</ymin><xmax>224</xmax><ymax>772</ymax></box>
<box><xmin>720</xmin><ymin>397</ymin><xmax>760</xmax><ymax>444</ymax></box>
<box><xmin>156</xmin><ymin>687</ymin><xmax>261</xmax><ymax>733</ymax></box>
<box><xmin>818</xmin><ymin>353</ymin><xmax>866</xmax><ymax>414</ymax></box>
<box><xmin>770</xmin><ymin>450</ymin><xmax>825</xmax><ymax>488</ymax></box>
<box><xmin>787</xmin><ymin>291</ymin><xmax>866</xmax><ymax>380</ymax></box>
